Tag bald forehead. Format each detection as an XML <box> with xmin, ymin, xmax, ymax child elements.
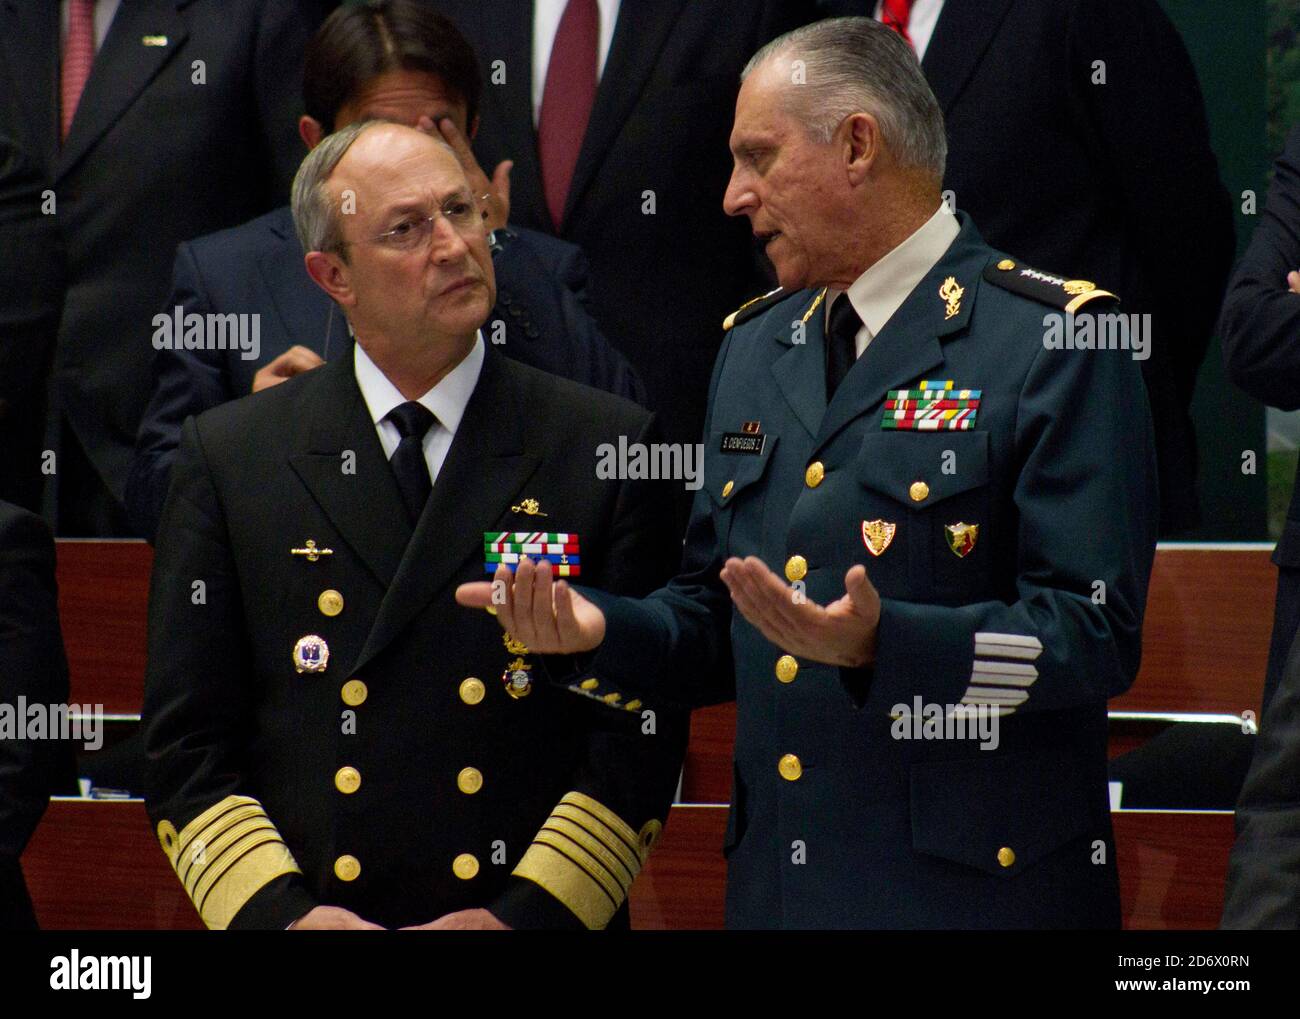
<box><xmin>334</xmin><ymin>124</ymin><xmax>464</xmax><ymax>189</ymax></box>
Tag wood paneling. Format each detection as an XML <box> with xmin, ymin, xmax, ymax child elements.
<box><xmin>56</xmin><ymin>540</ymin><xmax>151</xmax><ymax>714</ymax></box>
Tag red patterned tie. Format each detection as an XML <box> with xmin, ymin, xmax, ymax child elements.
<box><xmin>538</xmin><ymin>0</ymin><xmax>599</xmax><ymax>229</ymax></box>
<box><xmin>61</xmin><ymin>0</ymin><xmax>97</xmax><ymax>140</ymax></box>
<box><xmin>880</xmin><ymin>0</ymin><xmax>915</xmax><ymax>49</ymax></box>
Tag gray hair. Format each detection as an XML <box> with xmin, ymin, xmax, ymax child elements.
<box><xmin>290</xmin><ymin>119</ymin><xmax>377</xmax><ymax>257</ymax></box>
<box><xmin>742</xmin><ymin>17</ymin><xmax>947</xmax><ymax>178</ymax></box>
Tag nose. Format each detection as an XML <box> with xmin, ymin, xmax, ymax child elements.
<box><xmin>723</xmin><ymin>165</ymin><xmax>755</xmax><ymax>218</ymax></box>
<box><xmin>427</xmin><ymin>213</ymin><xmax>469</xmax><ymax>264</ymax></box>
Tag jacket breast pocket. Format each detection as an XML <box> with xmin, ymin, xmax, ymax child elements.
<box><xmin>857</xmin><ymin>430</ymin><xmax>991</xmax><ymax>603</ymax></box>
<box><xmin>703</xmin><ymin>432</ymin><xmax>779</xmax><ymax>551</ymax></box>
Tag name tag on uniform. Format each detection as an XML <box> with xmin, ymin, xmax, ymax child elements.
<box><xmin>720</xmin><ymin>432</ymin><xmax>766</xmax><ymax>455</ymax></box>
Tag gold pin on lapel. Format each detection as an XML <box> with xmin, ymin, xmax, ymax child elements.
<box><xmin>939</xmin><ymin>277</ymin><xmax>964</xmax><ymax>320</ymax></box>
<box><xmin>291</xmin><ymin>539</ymin><xmax>334</xmax><ymax>562</ymax></box>
<box><xmin>510</xmin><ymin>498</ymin><xmax>548</xmax><ymax>517</ymax></box>
<box><xmin>141</xmin><ymin>35</ymin><xmax>168</xmax><ymax>46</ymax></box>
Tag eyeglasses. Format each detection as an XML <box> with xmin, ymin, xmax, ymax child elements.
<box><xmin>345</xmin><ymin>192</ymin><xmax>491</xmax><ymax>251</ymax></box>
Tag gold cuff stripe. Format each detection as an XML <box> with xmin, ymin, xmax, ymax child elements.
<box><xmin>543</xmin><ymin>816</ymin><xmax>635</xmax><ymax>892</ymax></box>
<box><xmin>534</xmin><ymin>828</ymin><xmax>626</xmax><ymax>906</ymax></box>
<box><xmin>514</xmin><ymin>841</ymin><xmax>620</xmax><ymax>931</ymax></box>
<box><xmin>188</xmin><ymin>819</ymin><xmax>281</xmax><ymax>902</ymax></box>
<box><xmin>558</xmin><ymin>791</ymin><xmax>640</xmax><ymax>862</ymax></box>
<box><xmin>163</xmin><ymin>794</ymin><xmax>301</xmax><ymax>930</ymax></box>
<box><xmin>196</xmin><ymin>839</ymin><xmax>302</xmax><ymax>930</ymax></box>
<box><xmin>175</xmin><ymin>796</ymin><xmax>262</xmax><ymax>872</ymax></box>
<box><xmin>552</xmin><ymin>803</ymin><xmax>639</xmax><ymax>881</ymax></box>
<box><xmin>177</xmin><ymin>803</ymin><xmax>265</xmax><ymax>885</ymax></box>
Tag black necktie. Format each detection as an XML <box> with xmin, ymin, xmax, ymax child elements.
<box><xmin>386</xmin><ymin>401</ymin><xmax>436</xmax><ymax>523</ymax></box>
<box><xmin>825</xmin><ymin>295</ymin><xmax>864</xmax><ymax>400</ymax></box>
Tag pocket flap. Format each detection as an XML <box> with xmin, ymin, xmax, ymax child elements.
<box><xmin>858</xmin><ymin>430</ymin><xmax>989</xmax><ymax>507</ymax></box>
<box><xmin>704</xmin><ymin>432</ymin><xmax>780</xmax><ymax>508</ymax></box>
<box><xmin>910</xmin><ymin>750</ymin><xmax>1094</xmax><ymax>877</ymax></box>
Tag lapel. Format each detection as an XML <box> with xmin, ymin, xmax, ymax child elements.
<box><xmin>0</xmin><ymin>0</ymin><xmax>59</xmax><ymax>170</ymax></box>
<box><xmin>561</xmin><ymin>0</ymin><xmax>688</xmax><ymax>227</ymax></box>
<box><xmin>258</xmin><ymin>207</ymin><xmax>335</xmax><ymax>357</ymax></box>
<box><xmin>812</xmin><ymin>216</ymin><xmax>990</xmax><ymax>457</ymax></box>
<box><xmin>287</xmin><ymin>347</ymin><xmax>410</xmax><ymax>591</ymax></box>
<box><xmin>769</xmin><ymin>289</ymin><xmax>830</xmax><ymax>440</ymax></box>
<box><xmin>353</xmin><ymin>349</ymin><xmax>541</xmax><ymax>673</ymax></box>
<box><xmin>56</xmin><ymin>0</ymin><xmax>190</xmax><ymax>181</ymax></box>
<box><xmin>921</xmin><ymin>0</ymin><xmax>1014</xmax><ymax>115</ymax></box>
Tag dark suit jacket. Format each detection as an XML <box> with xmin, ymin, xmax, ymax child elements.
<box><xmin>1220</xmin><ymin>124</ymin><xmax>1300</xmax><ymax>711</ymax></box>
<box><xmin>1222</xmin><ymin>624</ymin><xmax>1300</xmax><ymax>928</ymax></box>
<box><xmin>0</xmin><ymin>132</ymin><xmax>63</xmax><ymax>513</ymax></box>
<box><xmin>142</xmin><ymin>344</ymin><xmax>686</xmax><ymax>930</ymax></box>
<box><xmin>579</xmin><ymin>217</ymin><xmax>1157</xmax><ymax>928</ymax></box>
<box><xmin>0</xmin><ymin>501</ymin><xmax>73</xmax><ymax>930</ymax></box>
<box><xmin>823</xmin><ymin>0</ymin><xmax>1234</xmax><ymax>534</ymax></box>
<box><xmin>429</xmin><ymin>0</ymin><xmax>817</xmax><ymax>457</ymax></box>
<box><xmin>0</xmin><ymin>0</ymin><xmax>332</xmax><ymax>512</ymax></box>
<box><xmin>125</xmin><ymin>204</ymin><xmax>646</xmax><ymax>541</ymax></box>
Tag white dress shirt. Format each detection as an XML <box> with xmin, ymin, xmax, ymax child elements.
<box><xmin>353</xmin><ymin>334</ymin><xmax>485</xmax><ymax>486</ymax></box>
<box><xmin>874</xmin><ymin>0</ymin><xmax>945</xmax><ymax>61</ymax></box>
<box><xmin>61</xmin><ymin>0</ymin><xmax>120</xmax><ymax>50</ymax></box>
<box><xmin>532</xmin><ymin>0</ymin><xmax>622</xmax><ymax>126</ymax></box>
<box><xmin>825</xmin><ymin>204</ymin><xmax>961</xmax><ymax>358</ymax></box>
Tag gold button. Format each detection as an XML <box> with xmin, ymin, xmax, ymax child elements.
<box><xmin>775</xmin><ymin>655</ymin><xmax>799</xmax><ymax>684</ymax></box>
<box><xmin>722</xmin><ymin>480</ymin><xmax>734</xmax><ymax>498</ymax></box>
<box><xmin>317</xmin><ymin>589</ymin><xmax>344</xmax><ymax>616</ymax></box>
<box><xmin>804</xmin><ymin>462</ymin><xmax>825</xmax><ymax>488</ymax></box>
<box><xmin>334</xmin><ymin>854</ymin><xmax>361</xmax><ymax>882</ymax></box>
<box><xmin>580</xmin><ymin>677</ymin><xmax>599</xmax><ymax>691</ymax></box>
<box><xmin>457</xmin><ymin>767</ymin><xmax>483</xmax><ymax>795</ymax></box>
<box><xmin>909</xmin><ymin>480</ymin><xmax>930</xmax><ymax>502</ymax></box>
<box><xmin>997</xmin><ymin>846</ymin><xmax>1016</xmax><ymax>868</ymax></box>
<box><xmin>997</xmin><ymin>259</ymin><xmax>1016</xmax><ymax>271</ymax></box>
<box><xmin>334</xmin><ymin>766</ymin><xmax>361</xmax><ymax>794</ymax></box>
<box><xmin>602</xmin><ymin>692</ymin><xmax>622</xmax><ymax>704</ymax></box>
<box><xmin>459</xmin><ymin>677</ymin><xmax>486</xmax><ymax>705</ymax></box>
<box><xmin>778</xmin><ymin>753</ymin><xmax>803</xmax><ymax>781</ymax></box>
<box><xmin>341</xmin><ymin>679</ymin><xmax>367</xmax><ymax>706</ymax></box>
<box><xmin>784</xmin><ymin>555</ymin><xmax>807</xmax><ymax>582</ymax></box>
<box><xmin>639</xmin><ymin>819</ymin><xmax>663</xmax><ymax>856</ymax></box>
<box><xmin>453</xmin><ymin>853</ymin><xmax>479</xmax><ymax>880</ymax></box>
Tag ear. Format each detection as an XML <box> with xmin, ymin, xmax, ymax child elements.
<box><xmin>842</xmin><ymin>112</ymin><xmax>880</xmax><ymax>187</ymax></box>
<box><xmin>304</xmin><ymin>250</ymin><xmax>355</xmax><ymax>308</ymax></box>
<box><xmin>299</xmin><ymin>115</ymin><xmax>325</xmax><ymax>150</ymax></box>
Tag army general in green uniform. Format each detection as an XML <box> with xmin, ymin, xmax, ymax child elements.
<box><xmin>461</xmin><ymin>18</ymin><xmax>1158</xmax><ymax>929</ymax></box>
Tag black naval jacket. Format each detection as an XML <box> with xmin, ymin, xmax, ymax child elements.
<box><xmin>579</xmin><ymin>216</ymin><xmax>1159</xmax><ymax>928</ymax></box>
<box><xmin>142</xmin><ymin>344</ymin><xmax>686</xmax><ymax>930</ymax></box>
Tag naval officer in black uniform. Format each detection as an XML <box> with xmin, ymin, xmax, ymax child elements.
<box><xmin>461</xmin><ymin>18</ymin><xmax>1159</xmax><ymax>928</ymax></box>
<box><xmin>142</xmin><ymin>120</ymin><xmax>685</xmax><ymax>930</ymax></box>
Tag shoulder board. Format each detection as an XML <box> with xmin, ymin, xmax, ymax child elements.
<box><xmin>983</xmin><ymin>258</ymin><xmax>1118</xmax><ymax>313</ymax></box>
<box><xmin>723</xmin><ymin>287</ymin><xmax>788</xmax><ymax>331</ymax></box>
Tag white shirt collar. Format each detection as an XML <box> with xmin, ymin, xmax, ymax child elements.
<box><xmin>353</xmin><ymin>332</ymin><xmax>485</xmax><ymax>438</ymax></box>
<box><xmin>828</xmin><ymin>205</ymin><xmax>961</xmax><ymax>339</ymax></box>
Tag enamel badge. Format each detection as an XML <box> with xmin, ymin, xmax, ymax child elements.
<box><xmin>945</xmin><ymin>522</ymin><xmax>979</xmax><ymax>558</ymax></box>
<box><xmin>502</xmin><ymin>657</ymin><xmax>533</xmax><ymax>699</ymax></box>
<box><xmin>292</xmin><ymin>634</ymin><xmax>329</xmax><ymax>673</ymax></box>
<box><xmin>862</xmin><ymin>519</ymin><xmax>896</xmax><ymax>557</ymax></box>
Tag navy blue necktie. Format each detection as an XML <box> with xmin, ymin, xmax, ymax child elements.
<box><xmin>386</xmin><ymin>401</ymin><xmax>436</xmax><ymax>523</ymax></box>
<box><xmin>826</xmin><ymin>296</ymin><xmax>863</xmax><ymax>400</ymax></box>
